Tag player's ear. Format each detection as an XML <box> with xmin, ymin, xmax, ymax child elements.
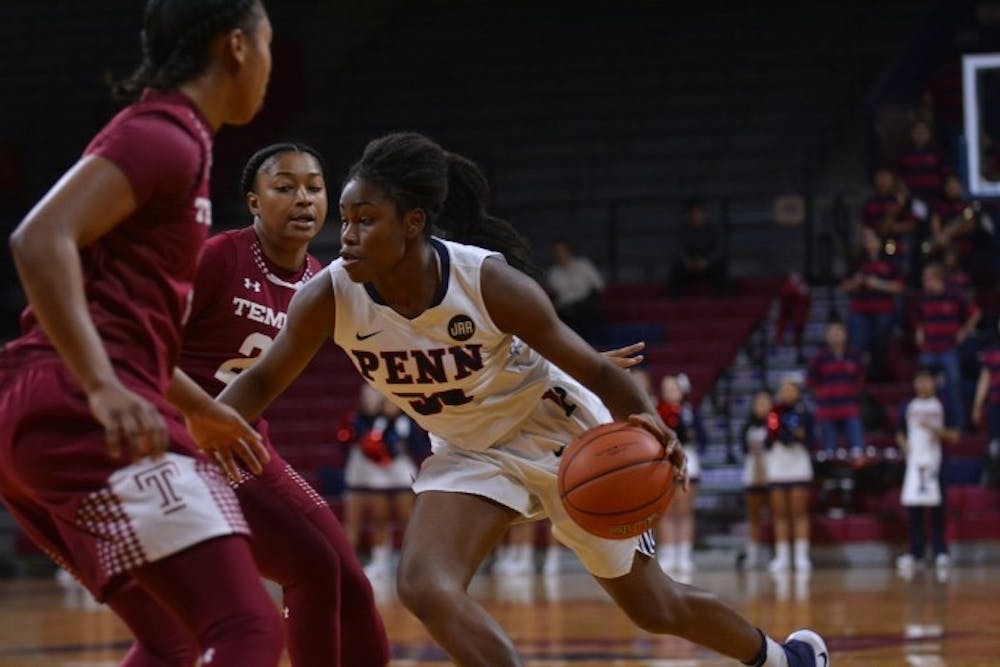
<box><xmin>246</xmin><ymin>192</ymin><xmax>260</xmax><ymax>217</ymax></box>
<box><xmin>404</xmin><ymin>208</ymin><xmax>426</xmax><ymax>238</ymax></box>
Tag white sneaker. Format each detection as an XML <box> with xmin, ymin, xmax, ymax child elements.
<box><xmin>895</xmin><ymin>553</ymin><xmax>916</xmax><ymax>571</ymax></box>
<box><xmin>794</xmin><ymin>555</ymin><xmax>813</xmax><ymax>573</ymax></box>
<box><xmin>784</xmin><ymin>628</ymin><xmax>830</xmax><ymax>666</ymax></box>
<box><xmin>768</xmin><ymin>555</ymin><xmax>790</xmax><ymax>573</ymax></box>
<box><xmin>935</xmin><ymin>553</ymin><xmax>951</xmax><ymax>569</ymax></box>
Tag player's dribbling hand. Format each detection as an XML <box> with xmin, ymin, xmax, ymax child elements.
<box><xmin>184</xmin><ymin>402</ymin><xmax>268</xmax><ymax>482</ymax></box>
<box><xmin>88</xmin><ymin>381</ymin><xmax>169</xmax><ymax>462</ymax></box>
<box><xmin>626</xmin><ymin>412</ymin><xmax>690</xmax><ymax>491</ymax></box>
<box><xmin>601</xmin><ymin>341</ymin><xmax>646</xmax><ymax>368</ymax></box>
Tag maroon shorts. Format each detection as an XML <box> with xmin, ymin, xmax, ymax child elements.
<box><xmin>0</xmin><ymin>352</ymin><xmax>248</xmax><ymax>599</ymax></box>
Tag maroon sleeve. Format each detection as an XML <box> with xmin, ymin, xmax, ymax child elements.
<box><xmin>90</xmin><ymin>112</ymin><xmax>202</xmax><ymax>205</ymax></box>
<box><xmin>188</xmin><ymin>233</ymin><xmax>238</xmax><ymax>325</ymax></box>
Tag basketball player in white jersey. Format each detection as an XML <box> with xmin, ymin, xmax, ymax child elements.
<box><xmin>216</xmin><ymin>132</ymin><xmax>830</xmax><ymax>667</ymax></box>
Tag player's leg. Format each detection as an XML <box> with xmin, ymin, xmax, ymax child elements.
<box><xmin>656</xmin><ymin>494</ymin><xmax>680</xmax><ymax>570</ymax></box>
<box><xmin>236</xmin><ymin>468</ymin><xmax>389</xmax><ymax>667</ymax></box>
<box><xmin>125</xmin><ymin>536</ymin><xmax>284</xmax><ymax>666</ymax></box>
<box><xmin>396</xmin><ymin>491</ymin><xmax>522</xmax><ymax>667</ymax></box>
<box><xmin>907</xmin><ymin>505</ymin><xmax>926</xmax><ymax>560</ymax></box>
<box><xmin>596</xmin><ymin>554</ymin><xmax>826</xmax><ymax>665</ymax></box>
<box><xmin>106</xmin><ymin>580</ymin><xmax>199</xmax><ymax>666</ymax></box>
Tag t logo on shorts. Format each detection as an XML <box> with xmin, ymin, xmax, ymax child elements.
<box><xmin>134</xmin><ymin>461</ymin><xmax>187</xmax><ymax>515</ymax></box>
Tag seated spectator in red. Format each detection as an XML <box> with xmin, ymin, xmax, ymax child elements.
<box><xmin>669</xmin><ymin>199</ymin><xmax>728</xmax><ymax>297</ymax></box>
<box><xmin>808</xmin><ymin>321</ymin><xmax>866</xmax><ymax>456</ymax></box>
<box><xmin>546</xmin><ymin>239</ymin><xmax>604</xmax><ymax>337</ymax></box>
<box><xmin>917</xmin><ymin>263</ymin><xmax>981</xmax><ymax>429</ymax></box>
<box><xmin>898</xmin><ymin>119</ymin><xmax>951</xmax><ymax>211</ymax></box>
<box><xmin>973</xmin><ymin>318</ymin><xmax>1000</xmax><ymax>442</ymax></box>
<box><xmin>842</xmin><ymin>227</ymin><xmax>904</xmax><ymax>381</ymax></box>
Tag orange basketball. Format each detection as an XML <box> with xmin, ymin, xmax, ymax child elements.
<box><xmin>557</xmin><ymin>422</ymin><xmax>676</xmax><ymax>540</ymax></box>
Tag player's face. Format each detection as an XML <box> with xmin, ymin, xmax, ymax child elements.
<box><xmin>251</xmin><ymin>152</ymin><xmax>326</xmax><ymax>248</ymax></box>
<box><xmin>230</xmin><ymin>7</ymin><xmax>273</xmax><ymax>124</ymax></box>
<box><xmin>914</xmin><ymin>374</ymin><xmax>935</xmax><ymax>397</ymax></box>
<box><xmin>338</xmin><ymin>177</ymin><xmax>413</xmax><ymax>282</ymax></box>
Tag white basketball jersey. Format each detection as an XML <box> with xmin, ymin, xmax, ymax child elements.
<box><xmin>330</xmin><ymin>238</ymin><xmax>557</xmax><ymax>451</ymax></box>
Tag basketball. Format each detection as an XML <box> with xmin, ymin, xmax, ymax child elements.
<box><xmin>557</xmin><ymin>422</ymin><xmax>676</xmax><ymax>540</ymax></box>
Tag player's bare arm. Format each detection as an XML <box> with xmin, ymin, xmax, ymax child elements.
<box><xmin>216</xmin><ymin>270</ymin><xmax>335</xmax><ymax>421</ymax></box>
<box><xmin>480</xmin><ymin>257</ymin><xmax>686</xmax><ymax>479</ymax></box>
<box><xmin>10</xmin><ymin>155</ymin><xmax>168</xmax><ymax>461</ymax></box>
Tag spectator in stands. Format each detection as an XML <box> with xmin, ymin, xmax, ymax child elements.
<box><xmin>738</xmin><ymin>390</ymin><xmax>773</xmax><ymax>570</ymax></box>
<box><xmin>765</xmin><ymin>379</ymin><xmax>815</xmax><ymax>574</ymax></box>
<box><xmin>775</xmin><ymin>273</ymin><xmax>811</xmax><ymax>365</ymax></box>
<box><xmin>898</xmin><ymin>119</ymin><xmax>951</xmax><ymax>212</ymax></box>
<box><xmin>669</xmin><ymin>199</ymin><xmax>728</xmax><ymax>297</ymax></box>
<box><xmin>861</xmin><ymin>166</ymin><xmax>917</xmax><ymax>252</ymax></box>
<box><xmin>546</xmin><ymin>240</ymin><xmax>604</xmax><ymax>337</ymax></box>
<box><xmin>655</xmin><ymin>375</ymin><xmax>699</xmax><ymax>575</ymax></box>
<box><xmin>895</xmin><ymin>369</ymin><xmax>958</xmax><ymax>575</ymax></box>
<box><xmin>343</xmin><ymin>385</ymin><xmax>421</xmax><ymax>579</ymax></box>
<box><xmin>942</xmin><ymin>244</ymin><xmax>973</xmax><ymax>300</ymax></box>
<box><xmin>973</xmin><ymin>319</ymin><xmax>1000</xmax><ymax>443</ymax></box>
<box><xmin>842</xmin><ymin>227</ymin><xmax>905</xmax><ymax>381</ymax></box>
<box><xmin>917</xmin><ymin>262</ymin><xmax>981</xmax><ymax>429</ymax></box>
<box><xmin>808</xmin><ymin>321</ymin><xmax>866</xmax><ymax>456</ymax></box>
<box><xmin>931</xmin><ymin>175</ymin><xmax>978</xmax><ymax>261</ymax></box>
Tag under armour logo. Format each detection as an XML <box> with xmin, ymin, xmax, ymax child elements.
<box><xmin>244</xmin><ymin>278</ymin><xmax>261</xmax><ymax>292</ymax></box>
<box><xmin>283</xmin><ymin>606</ymin><xmax>291</xmax><ymax>619</ymax></box>
<box><xmin>201</xmin><ymin>647</ymin><xmax>216</xmax><ymax>663</ymax></box>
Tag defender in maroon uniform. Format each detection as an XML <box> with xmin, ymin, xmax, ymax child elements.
<box><xmin>0</xmin><ymin>2</ymin><xmax>282</xmax><ymax>666</ymax></box>
<box><xmin>180</xmin><ymin>143</ymin><xmax>389</xmax><ymax>666</ymax></box>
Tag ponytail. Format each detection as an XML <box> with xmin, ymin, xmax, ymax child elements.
<box><xmin>438</xmin><ymin>152</ymin><xmax>538</xmax><ymax>278</ymax></box>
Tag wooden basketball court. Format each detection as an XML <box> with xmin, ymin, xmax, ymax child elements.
<box><xmin>1</xmin><ymin>566</ymin><xmax>998</xmax><ymax>665</ymax></box>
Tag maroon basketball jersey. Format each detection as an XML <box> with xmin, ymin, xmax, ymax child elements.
<box><xmin>11</xmin><ymin>90</ymin><xmax>214</xmax><ymax>392</ymax></box>
<box><xmin>179</xmin><ymin>226</ymin><xmax>322</xmax><ymax>399</ymax></box>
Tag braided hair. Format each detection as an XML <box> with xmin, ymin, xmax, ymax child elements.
<box><xmin>113</xmin><ymin>0</ymin><xmax>263</xmax><ymax>102</ymax></box>
<box><xmin>240</xmin><ymin>142</ymin><xmax>328</xmax><ymax>197</ymax></box>
<box><xmin>345</xmin><ymin>132</ymin><xmax>537</xmax><ymax>277</ymax></box>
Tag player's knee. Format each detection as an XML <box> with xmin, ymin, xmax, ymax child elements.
<box><xmin>396</xmin><ymin>559</ymin><xmax>458</xmax><ymax>619</ymax></box>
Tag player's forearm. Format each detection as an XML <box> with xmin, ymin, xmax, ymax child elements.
<box><xmin>9</xmin><ymin>230</ymin><xmax>118</xmax><ymax>394</ymax></box>
<box><xmin>215</xmin><ymin>365</ymin><xmax>279</xmax><ymax>422</ymax></box>
<box><xmin>973</xmin><ymin>370</ymin><xmax>990</xmax><ymax>413</ymax></box>
<box><xmin>166</xmin><ymin>368</ymin><xmax>216</xmax><ymax>417</ymax></box>
<box><xmin>590</xmin><ymin>359</ymin><xmax>657</xmax><ymax>420</ymax></box>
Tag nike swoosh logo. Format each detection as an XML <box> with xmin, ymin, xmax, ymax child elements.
<box><xmin>819</xmin><ymin>651</ymin><xmax>828</xmax><ymax>667</ymax></box>
<box><xmin>355</xmin><ymin>330</ymin><xmax>382</xmax><ymax>341</ymax></box>
<box><xmin>553</xmin><ymin>445</ymin><xmax>566</xmax><ymax>458</ymax></box>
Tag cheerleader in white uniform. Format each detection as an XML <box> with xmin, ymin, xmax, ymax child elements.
<box><xmin>655</xmin><ymin>375</ymin><xmax>702</xmax><ymax>574</ymax></box>
<box><xmin>344</xmin><ymin>384</ymin><xmax>421</xmax><ymax>578</ymax></box>
<box><xmin>895</xmin><ymin>369</ymin><xmax>958</xmax><ymax>572</ymax></box>
<box><xmin>765</xmin><ymin>380</ymin><xmax>815</xmax><ymax>573</ymax></box>
<box><xmin>739</xmin><ymin>390</ymin><xmax>774</xmax><ymax>568</ymax></box>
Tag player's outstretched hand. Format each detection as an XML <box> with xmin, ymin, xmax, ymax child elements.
<box><xmin>626</xmin><ymin>412</ymin><xmax>690</xmax><ymax>491</ymax></box>
<box><xmin>601</xmin><ymin>341</ymin><xmax>645</xmax><ymax>368</ymax></box>
<box><xmin>185</xmin><ymin>402</ymin><xmax>268</xmax><ymax>482</ymax></box>
<box><xmin>88</xmin><ymin>381</ymin><xmax>169</xmax><ymax>462</ymax></box>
